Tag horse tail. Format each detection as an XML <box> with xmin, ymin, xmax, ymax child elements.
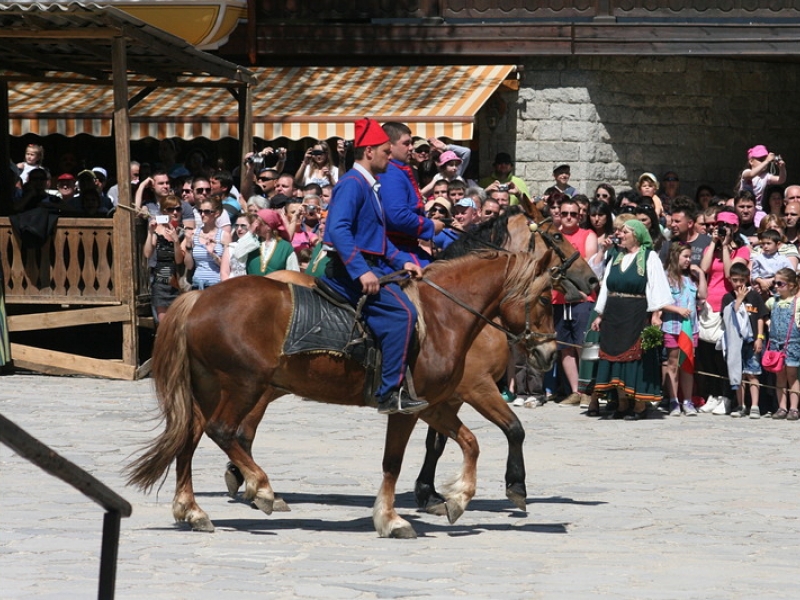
<box><xmin>126</xmin><ymin>291</ymin><xmax>201</xmax><ymax>493</ymax></box>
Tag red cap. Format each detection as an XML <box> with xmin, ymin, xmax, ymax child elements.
<box><xmin>57</xmin><ymin>173</ymin><xmax>75</xmax><ymax>181</ymax></box>
<box><xmin>353</xmin><ymin>118</ymin><xmax>390</xmax><ymax>148</ymax></box>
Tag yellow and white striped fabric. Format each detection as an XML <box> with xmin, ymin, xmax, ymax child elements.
<box><xmin>9</xmin><ymin>65</ymin><xmax>515</xmax><ymax>141</ymax></box>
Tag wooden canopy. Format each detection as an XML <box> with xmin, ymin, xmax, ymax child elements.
<box><xmin>0</xmin><ymin>2</ymin><xmax>255</xmax><ymax>379</ymax></box>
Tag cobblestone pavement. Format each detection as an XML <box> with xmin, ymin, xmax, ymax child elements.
<box><xmin>2</xmin><ymin>374</ymin><xmax>800</xmax><ymax>599</ymax></box>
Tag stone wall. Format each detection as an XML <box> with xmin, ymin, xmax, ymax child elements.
<box><xmin>479</xmin><ymin>56</ymin><xmax>800</xmax><ymax>202</ymax></box>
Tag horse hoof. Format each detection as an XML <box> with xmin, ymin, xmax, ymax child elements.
<box><xmin>252</xmin><ymin>495</ymin><xmax>274</xmax><ymax>515</ymax></box>
<box><xmin>505</xmin><ymin>484</ymin><xmax>528</xmax><ymax>511</ymax></box>
<box><xmin>389</xmin><ymin>524</ymin><xmax>418</xmax><ymax>539</ymax></box>
<box><xmin>423</xmin><ymin>500</ymin><xmax>447</xmax><ymax>517</ymax></box>
<box><xmin>191</xmin><ymin>517</ymin><xmax>215</xmax><ymax>532</ymax></box>
<box><xmin>224</xmin><ymin>463</ymin><xmax>244</xmax><ymax>498</ymax></box>
<box><xmin>272</xmin><ymin>496</ymin><xmax>291</xmax><ymax>512</ymax></box>
<box><xmin>445</xmin><ymin>499</ymin><xmax>465</xmax><ymax>524</ymax></box>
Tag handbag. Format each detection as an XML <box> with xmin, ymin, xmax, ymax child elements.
<box><xmin>762</xmin><ymin>297</ymin><xmax>797</xmax><ymax>373</ymax></box>
<box><xmin>698</xmin><ymin>302</ymin><xmax>723</xmax><ymax>343</ymax></box>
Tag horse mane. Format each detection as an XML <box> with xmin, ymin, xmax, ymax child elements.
<box><xmin>436</xmin><ymin>206</ymin><xmax>526</xmax><ymax>261</ymax></box>
<box><xmin>412</xmin><ymin>249</ymin><xmax>543</xmax><ymax>312</ymax></box>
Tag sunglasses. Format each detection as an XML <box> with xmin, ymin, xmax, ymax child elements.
<box><xmin>414</xmin><ymin>148</ymin><xmax>430</xmax><ymax>153</ymax></box>
<box><xmin>595</xmin><ymin>193</ymin><xmax>609</xmax><ymax>199</ymax></box>
<box><xmin>561</xmin><ymin>211</ymin><xmax>580</xmax><ymax>218</ymax></box>
<box><xmin>310</xmin><ymin>150</ymin><xmax>325</xmax><ymax>156</ymax></box>
<box><xmin>258</xmin><ymin>176</ymin><xmax>277</xmax><ymax>182</ymax></box>
<box><xmin>483</xmin><ymin>211</ymin><xmax>499</xmax><ymax>217</ymax></box>
<box><xmin>194</xmin><ymin>187</ymin><xmax>211</xmax><ymax>194</ymax></box>
<box><xmin>775</xmin><ymin>281</ymin><xmax>789</xmax><ymax>288</ymax></box>
<box><xmin>181</xmin><ymin>189</ymin><xmax>192</xmax><ymax>194</ymax></box>
<box><xmin>166</xmin><ymin>206</ymin><xmax>182</xmax><ymax>213</ymax></box>
<box><xmin>428</xmin><ymin>207</ymin><xmax>447</xmax><ymax>215</ymax></box>
<box><xmin>664</xmin><ymin>177</ymin><xmax>679</xmax><ymax>182</ymax></box>
<box><xmin>199</xmin><ymin>209</ymin><xmax>216</xmax><ymax>216</ymax></box>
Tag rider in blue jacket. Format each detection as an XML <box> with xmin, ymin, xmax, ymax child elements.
<box><xmin>321</xmin><ymin>118</ymin><xmax>428</xmax><ymax>415</ymax></box>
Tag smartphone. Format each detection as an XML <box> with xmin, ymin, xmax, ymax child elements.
<box><xmin>156</xmin><ymin>215</ymin><xmax>170</xmax><ymax>224</ymax></box>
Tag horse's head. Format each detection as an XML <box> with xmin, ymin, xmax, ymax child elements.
<box><xmin>513</xmin><ymin>201</ymin><xmax>600</xmax><ymax>300</ymax></box>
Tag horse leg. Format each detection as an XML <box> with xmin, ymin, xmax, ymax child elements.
<box><xmin>203</xmin><ymin>391</ymin><xmax>278</xmax><ymax>517</ymax></box>
<box><xmin>223</xmin><ymin>396</ymin><xmax>291</xmax><ymax>512</ymax></box>
<box><xmin>374</xmin><ymin>413</ymin><xmax>420</xmax><ymax>539</ymax></box>
<box><xmin>463</xmin><ymin>383</ymin><xmax>528</xmax><ymax>511</ymax></box>
<box><xmin>419</xmin><ymin>403</ymin><xmax>480</xmax><ymax>525</ymax></box>
<box><xmin>414</xmin><ymin>424</ymin><xmax>452</xmax><ymax>515</ymax></box>
<box><xmin>172</xmin><ymin>408</ymin><xmax>215</xmax><ymax>531</ymax></box>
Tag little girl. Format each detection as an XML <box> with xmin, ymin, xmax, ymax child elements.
<box><xmin>661</xmin><ymin>242</ymin><xmax>707</xmax><ymax>416</ymax></box>
<box><xmin>739</xmin><ymin>144</ymin><xmax>786</xmax><ymax>209</ymax></box>
<box><xmin>17</xmin><ymin>143</ymin><xmax>44</xmax><ymax>184</ymax></box>
<box><xmin>765</xmin><ymin>267</ymin><xmax>800</xmax><ymax>420</ymax></box>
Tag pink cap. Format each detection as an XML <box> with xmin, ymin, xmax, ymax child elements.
<box><xmin>437</xmin><ymin>150</ymin><xmax>462</xmax><ymax>167</ymax></box>
<box><xmin>747</xmin><ymin>145</ymin><xmax>769</xmax><ymax>159</ymax></box>
<box><xmin>716</xmin><ymin>211</ymin><xmax>739</xmax><ymax>226</ymax></box>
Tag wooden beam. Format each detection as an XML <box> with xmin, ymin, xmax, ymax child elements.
<box><xmin>0</xmin><ymin>29</ymin><xmax>119</xmax><ymax>39</ymax></box>
<box><xmin>239</xmin><ymin>83</ymin><xmax>253</xmax><ymax>168</ymax></box>
<box><xmin>10</xmin><ymin>344</ymin><xmax>137</xmax><ymax>380</ymax></box>
<box><xmin>112</xmin><ymin>36</ymin><xmax>138</xmax><ymax>371</ymax></box>
<box><xmin>7</xmin><ymin>306</ymin><xmax>129</xmax><ymax>332</ymax></box>
<box><xmin>0</xmin><ymin>80</ymin><xmax>11</xmax><ymax>216</ymax></box>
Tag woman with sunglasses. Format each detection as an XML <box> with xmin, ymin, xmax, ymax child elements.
<box><xmin>593</xmin><ymin>183</ymin><xmax>616</xmax><ymax>212</ymax></box>
<box><xmin>144</xmin><ymin>195</ymin><xmax>185</xmax><ymax>323</ymax></box>
<box><xmin>425</xmin><ymin>199</ymin><xmax>459</xmax><ymax>254</ymax></box>
<box><xmin>295</xmin><ymin>140</ymin><xmax>338</xmax><ymax>187</ymax></box>
<box><xmin>183</xmin><ymin>196</ymin><xmax>231</xmax><ymax>290</ymax></box>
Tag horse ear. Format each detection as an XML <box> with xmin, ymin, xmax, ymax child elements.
<box><xmin>518</xmin><ymin>193</ymin><xmax>537</xmax><ymax>218</ymax></box>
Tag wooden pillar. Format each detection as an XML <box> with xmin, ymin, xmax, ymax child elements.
<box><xmin>239</xmin><ymin>83</ymin><xmax>253</xmax><ymax>170</ymax></box>
<box><xmin>0</xmin><ymin>81</ymin><xmax>12</xmax><ymax>216</ymax></box>
<box><xmin>111</xmin><ymin>36</ymin><xmax>138</xmax><ymax>373</ymax></box>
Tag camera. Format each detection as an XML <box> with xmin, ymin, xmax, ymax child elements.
<box><xmin>611</xmin><ymin>235</ymin><xmax>621</xmax><ymax>245</ymax></box>
<box><xmin>497</xmin><ymin>184</ymin><xmax>509</xmax><ymax>192</ymax></box>
<box><xmin>246</xmin><ymin>153</ymin><xmax>265</xmax><ymax>171</ymax></box>
<box><xmin>774</xmin><ymin>154</ymin><xmax>783</xmax><ymax>163</ymax></box>
<box><xmin>155</xmin><ymin>215</ymin><xmax>170</xmax><ymax>225</ymax></box>
<box><xmin>716</xmin><ymin>224</ymin><xmax>728</xmax><ymax>238</ymax></box>
<box><xmin>304</xmin><ymin>205</ymin><xmax>317</xmax><ymax>213</ymax></box>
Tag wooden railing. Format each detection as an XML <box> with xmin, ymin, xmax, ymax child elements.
<box><xmin>0</xmin><ymin>213</ymin><xmax>150</xmax><ymax>306</ymax></box>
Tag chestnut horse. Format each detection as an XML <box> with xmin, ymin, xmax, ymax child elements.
<box><xmin>227</xmin><ymin>206</ymin><xmax>597</xmax><ymax>514</ymax></box>
<box><xmin>127</xmin><ymin>248</ymin><xmax>560</xmax><ymax>537</ymax></box>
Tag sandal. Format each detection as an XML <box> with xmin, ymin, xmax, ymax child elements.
<box><xmin>773</xmin><ymin>408</ymin><xmax>788</xmax><ymax>420</ymax></box>
<box><xmin>788</xmin><ymin>409</ymin><xmax>799</xmax><ymax>421</ymax></box>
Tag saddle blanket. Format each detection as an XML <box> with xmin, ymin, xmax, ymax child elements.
<box><xmin>282</xmin><ymin>283</ymin><xmax>377</xmax><ymax>369</ymax></box>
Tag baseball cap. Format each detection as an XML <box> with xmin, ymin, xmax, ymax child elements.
<box><xmin>454</xmin><ymin>198</ymin><xmax>477</xmax><ymax>210</ymax></box>
<box><xmin>413</xmin><ymin>139</ymin><xmax>430</xmax><ymax>151</ymax></box>
<box><xmin>92</xmin><ymin>166</ymin><xmax>108</xmax><ymax>179</ymax></box>
<box><xmin>57</xmin><ymin>173</ymin><xmax>75</xmax><ymax>182</ymax></box>
<box><xmin>437</xmin><ymin>150</ymin><xmax>462</xmax><ymax>167</ymax></box>
<box><xmin>747</xmin><ymin>144</ymin><xmax>769</xmax><ymax>159</ymax></box>
<box><xmin>269</xmin><ymin>194</ymin><xmax>290</xmax><ymax>210</ymax></box>
<box><xmin>553</xmin><ymin>164</ymin><xmax>570</xmax><ymax>174</ymax></box>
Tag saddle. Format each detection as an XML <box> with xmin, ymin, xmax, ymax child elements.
<box><xmin>282</xmin><ymin>282</ymin><xmax>382</xmax><ymax>402</ymax></box>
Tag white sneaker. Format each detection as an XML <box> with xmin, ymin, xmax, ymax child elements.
<box><xmin>712</xmin><ymin>396</ymin><xmax>732</xmax><ymax>415</ymax></box>
<box><xmin>683</xmin><ymin>400</ymin><xmax>699</xmax><ymax>416</ymax></box>
<box><xmin>669</xmin><ymin>399</ymin><xmax>681</xmax><ymax>417</ymax></box>
<box><xmin>513</xmin><ymin>397</ymin><xmax>525</xmax><ymax>407</ymax></box>
<box><xmin>699</xmin><ymin>395</ymin><xmax>720</xmax><ymax>413</ymax></box>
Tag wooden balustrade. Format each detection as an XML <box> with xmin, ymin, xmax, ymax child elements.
<box><xmin>0</xmin><ymin>213</ymin><xmax>150</xmax><ymax>305</ymax></box>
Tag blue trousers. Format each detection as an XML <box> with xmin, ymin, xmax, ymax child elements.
<box><xmin>321</xmin><ymin>270</ymin><xmax>417</xmax><ymax>398</ymax></box>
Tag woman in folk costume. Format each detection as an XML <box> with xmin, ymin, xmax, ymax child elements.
<box><xmin>245</xmin><ymin>209</ymin><xmax>299</xmax><ymax>275</ymax></box>
<box><xmin>590</xmin><ymin>219</ymin><xmax>673</xmax><ymax>420</ymax></box>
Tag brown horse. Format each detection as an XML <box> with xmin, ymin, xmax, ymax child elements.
<box><xmin>127</xmin><ymin>248</ymin><xmax>561</xmax><ymax>537</ymax></box>
<box><xmin>225</xmin><ymin>207</ymin><xmax>598</xmax><ymax>515</ymax></box>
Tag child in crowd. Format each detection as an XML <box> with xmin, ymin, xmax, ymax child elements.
<box><xmin>420</xmin><ymin>149</ymin><xmax>467</xmax><ymax>197</ymax></box>
<box><xmin>447</xmin><ymin>180</ymin><xmax>468</xmax><ymax>205</ymax></box>
<box><xmin>17</xmin><ymin>143</ymin><xmax>44</xmax><ymax>184</ymax></box>
<box><xmin>765</xmin><ymin>268</ymin><xmax>800</xmax><ymax>420</ymax></box>
<box><xmin>751</xmin><ymin>229</ymin><xmax>793</xmax><ymax>298</ymax></box>
<box><xmin>739</xmin><ymin>144</ymin><xmax>786</xmax><ymax>209</ymax></box>
<box><xmin>721</xmin><ymin>263</ymin><xmax>768</xmax><ymax>418</ymax></box>
<box><xmin>661</xmin><ymin>242</ymin><xmax>707</xmax><ymax>416</ymax></box>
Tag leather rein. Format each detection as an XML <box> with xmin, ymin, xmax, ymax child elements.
<box><xmin>413</xmin><ymin>216</ymin><xmax>581</xmax><ymax>345</ymax></box>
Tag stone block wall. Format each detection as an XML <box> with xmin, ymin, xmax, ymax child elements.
<box><xmin>479</xmin><ymin>56</ymin><xmax>800</xmax><ymax>202</ymax></box>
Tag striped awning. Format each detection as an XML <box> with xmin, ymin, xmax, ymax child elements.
<box><xmin>8</xmin><ymin>65</ymin><xmax>516</xmax><ymax>141</ymax></box>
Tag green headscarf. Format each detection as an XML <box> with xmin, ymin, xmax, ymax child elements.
<box><xmin>613</xmin><ymin>219</ymin><xmax>652</xmax><ymax>276</ymax></box>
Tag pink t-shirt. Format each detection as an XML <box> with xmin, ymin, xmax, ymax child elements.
<box><xmin>552</xmin><ymin>227</ymin><xmax>597</xmax><ymax>304</ymax></box>
<box><xmin>705</xmin><ymin>245</ymin><xmax>751</xmax><ymax>312</ymax></box>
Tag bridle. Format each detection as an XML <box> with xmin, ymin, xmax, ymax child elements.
<box><xmin>419</xmin><ymin>253</ymin><xmax>556</xmax><ymax>346</ymax></box>
<box><xmin>526</xmin><ymin>216</ymin><xmax>582</xmax><ymax>282</ymax></box>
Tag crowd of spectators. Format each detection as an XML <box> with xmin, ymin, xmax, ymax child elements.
<box><xmin>7</xmin><ymin>136</ymin><xmax>800</xmax><ymax>420</ymax></box>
